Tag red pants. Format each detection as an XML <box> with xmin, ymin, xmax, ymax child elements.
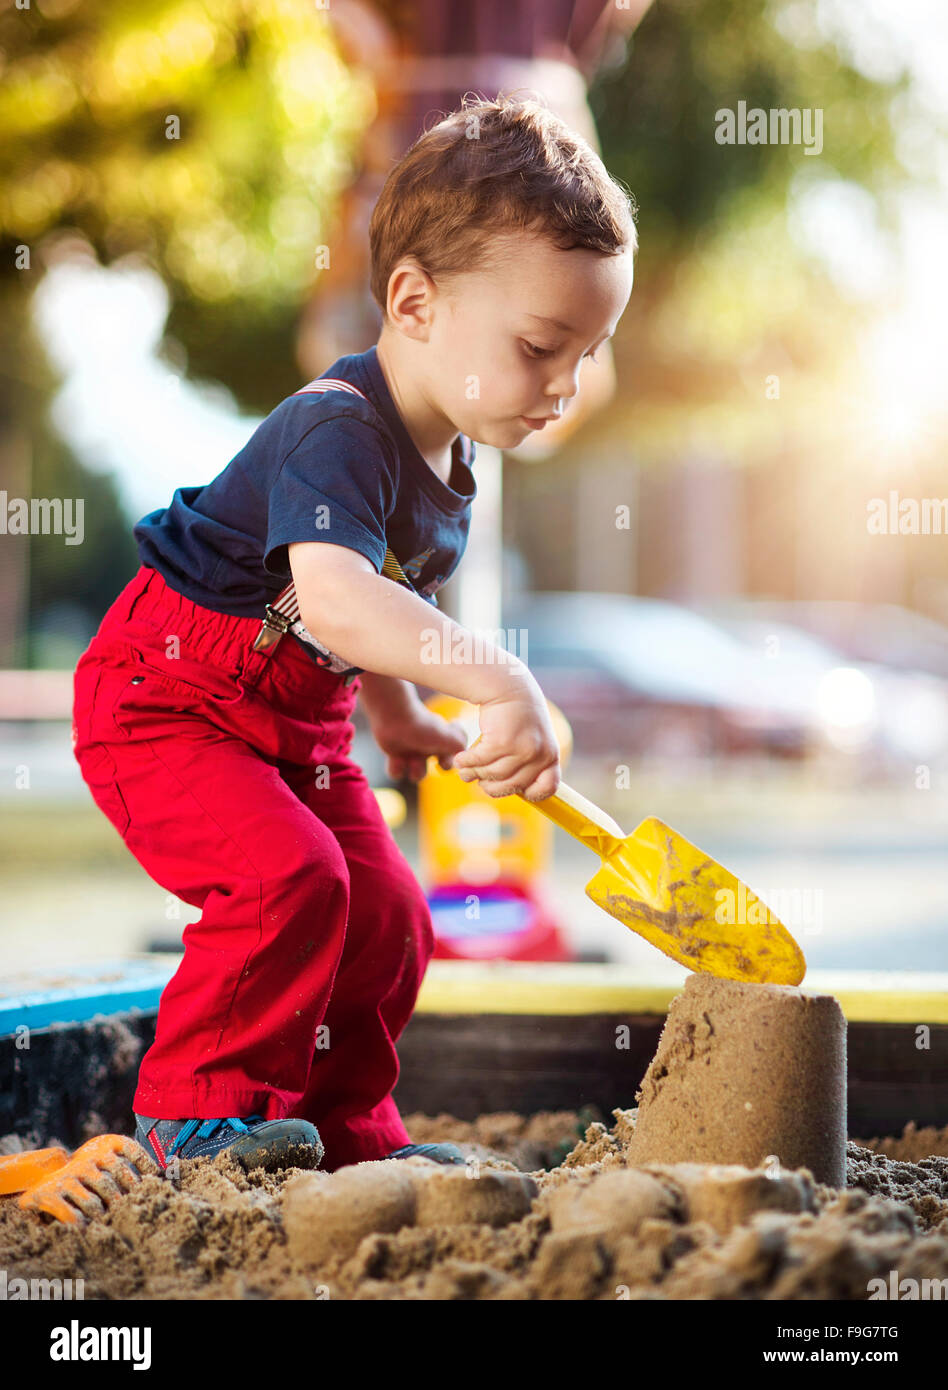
<box><xmin>71</xmin><ymin>564</ymin><xmax>434</xmax><ymax>1169</ymax></box>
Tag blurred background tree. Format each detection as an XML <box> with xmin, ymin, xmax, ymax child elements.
<box><xmin>0</xmin><ymin>0</ymin><xmax>373</xmax><ymax>407</ymax></box>
<box><xmin>586</xmin><ymin>0</ymin><xmax>914</xmax><ymax>459</ymax></box>
<box><xmin>0</xmin><ymin>0</ymin><xmax>372</xmax><ymax>661</ymax></box>
<box><xmin>511</xmin><ymin>0</ymin><xmax>944</xmax><ymax>609</ymax></box>
<box><xmin>0</xmin><ymin>0</ymin><xmax>934</xmax><ymax>657</ymax></box>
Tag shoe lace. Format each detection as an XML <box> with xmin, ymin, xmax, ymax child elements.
<box><xmin>167</xmin><ymin>1114</ymin><xmax>266</xmax><ymax>1156</ymax></box>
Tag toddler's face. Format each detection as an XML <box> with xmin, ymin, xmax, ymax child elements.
<box><xmin>430</xmin><ymin>229</ymin><xmax>635</xmax><ymax>449</ymax></box>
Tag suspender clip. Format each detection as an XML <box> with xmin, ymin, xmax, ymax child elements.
<box><xmin>252</xmin><ymin>605</ymin><xmax>293</xmax><ymax>655</ymax></box>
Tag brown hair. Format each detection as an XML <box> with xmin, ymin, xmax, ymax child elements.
<box><xmin>368</xmin><ymin>93</ymin><xmax>637</xmax><ymax>317</ymax></box>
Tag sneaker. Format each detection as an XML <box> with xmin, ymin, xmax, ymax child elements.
<box><xmin>135</xmin><ymin>1113</ymin><xmax>324</xmax><ymax>1173</ymax></box>
<box><xmin>382</xmin><ymin>1142</ymin><xmax>467</xmax><ymax>1166</ymax></box>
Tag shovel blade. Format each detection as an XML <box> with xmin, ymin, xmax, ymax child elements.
<box><xmin>586</xmin><ymin>816</ymin><xmax>806</xmax><ymax>985</ymax></box>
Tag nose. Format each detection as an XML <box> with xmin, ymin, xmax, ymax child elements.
<box><xmin>545</xmin><ymin>360</ymin><xmax>582</xmax><ymax>405</ymax></box>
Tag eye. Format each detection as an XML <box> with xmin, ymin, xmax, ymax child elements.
<box><xmin>522</xmin><ymin>340</ymin><xmax>601</xmax><ymax>363</ymax></box>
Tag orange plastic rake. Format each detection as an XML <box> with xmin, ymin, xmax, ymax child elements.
<box><xmin>0</xmin><ymin>1135</ymin><xmax>154</xmax><ymax>1225</ymax></box>
<box><xmin>0</xmin><ymin>1146</ymin><xmax>69</xmax><ymax>1194</ymax></box>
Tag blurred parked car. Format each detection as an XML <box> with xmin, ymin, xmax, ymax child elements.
<box><xmin>499</xmin><ymin>592</ymin><xmax>819</xmax><ymax>758</ymax></box>
<box><xmin>695</xmin><ymin>600</ymin><xmax>948</xmax><ymax>765</ymax></box>
<box><xmin>737</xmin><ymin>600</ymin><xmax>948</xmax><ymax>680</ymax></box>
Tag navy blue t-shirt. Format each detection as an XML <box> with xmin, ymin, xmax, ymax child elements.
<box><xmin>134</xmin><ymin>346</ymin><xmax>477</xmax><ymax>644</ymax></box>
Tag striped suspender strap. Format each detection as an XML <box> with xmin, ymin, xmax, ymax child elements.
<box><xmin>252</xmin><ymin>376</ymin><xmax>415</xmax><ymax>657</ymax></box>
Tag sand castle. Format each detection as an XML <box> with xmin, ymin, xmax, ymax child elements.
<box><xmin>626</xmin><ymin>972</ymin><xmax>847</xmax><ymax>1186</ymax></box>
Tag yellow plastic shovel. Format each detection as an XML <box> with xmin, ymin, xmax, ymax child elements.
<box><xmin>458</xmin><ymin>748</ymin><xmax>805</xmax><ymax>984</ymax></box>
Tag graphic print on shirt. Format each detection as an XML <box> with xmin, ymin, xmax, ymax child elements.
<box><xmin>398</xmin><ymin>546</ymin><xmax>447</xmax><ymax>605</ymax></box>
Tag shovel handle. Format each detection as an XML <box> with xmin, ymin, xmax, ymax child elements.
<box><xmin>518</xmin><ymin>782</ymin><xmax>626</xmax><ymax>858</ymax></box>
<box><xmin>454</xmin><ymin>737</ymin><xmax>625</xmax><ymax>857</ymax></box>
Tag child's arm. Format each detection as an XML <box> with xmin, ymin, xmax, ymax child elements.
<box><xmin>287</xmin><ymin>541</ymin><xmax>561</xmax><ymax>800</ymax></box>
<box><xmin>288</xmin><ymin>541</ymin><xmax>521</xmax><ymax>704</ymax></box>
<box><xmin>359</xmin><ymin>672</ymin><xmax>468</xmax><ymax>780</ymax></box>
<box><xmin>357</xmin><ymin>672</ymin><xmax>418</xmax><ymax>725</ymax></box>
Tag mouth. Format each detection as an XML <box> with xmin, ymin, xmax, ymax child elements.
<box><xmin>520</xmin><ymin>415</ymin><xmax>559</xmax><ymax>430</ymax></box>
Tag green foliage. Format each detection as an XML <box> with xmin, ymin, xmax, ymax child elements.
<box><xmin>582</xmin><ymin>0</ymin><xmax>917</xmax><ymax>466</ymax></box>
<box><xmin>0</xmin><ymin>0</ymin><xmax>372</xmax><ymax>658</ymax></box>
<box><xmin>591</xmin><ymin>0</ymin><xmax>910</xmax><ymax>270</ymax></box>
<box><xmin>0</xmin><ymin>286</ymin><xmax>137</xmax><ymax>658</ymax></box>
<box><xmin>0</xmin><ymin>0</ymin><xmax>927</xmax><ymax>656</ymax></box>
<box><xmin>0</xmin><ymin>0</ymin><xmax>371</xmax><ymax>308</ymax></box>
<box><xmin>0</xmin><ymin>0</ymin><xmax>372</xmax><ymax>408</ymax></box>
<box><xmin>27</xmin><ymin>427</ymin><xmax>139</xmax><ymax>649</ymax></box>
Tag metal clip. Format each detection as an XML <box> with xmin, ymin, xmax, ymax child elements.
<box><xmin>252</xmin><ymin>606</ymin><xmax>293</xmax><ymax>656</ymax></box>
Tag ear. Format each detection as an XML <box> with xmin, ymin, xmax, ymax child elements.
<box><xmin>386</xmin><ymin>259</ymin><xmax>436</xmax><ymax>343</ymax></box>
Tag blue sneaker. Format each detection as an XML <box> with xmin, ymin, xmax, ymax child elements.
<box><xmin>135</xmin><ymin>1113</ymin><xmax>323</xmax><ymax>1173</ymax></box>
<box><xmin>383</xmin><ymin>1142</ymin><xmax>467</xmax><ymax>1165</ymax></box>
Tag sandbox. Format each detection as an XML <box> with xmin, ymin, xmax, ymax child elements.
<box><xmin>1</xmin><ymin>1108</ymin><xmax>947</xmax><ymax>1300</ymax></box>
<box><xmin>2</xmin><ymin>968</ymin><xmax>947</xmax><ymax>1300</ymax></box>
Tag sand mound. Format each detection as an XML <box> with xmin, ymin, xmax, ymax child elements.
<box><xmin>2</xmin><ymin>1108</ymin><xmax>947</xmax><ymax>1300</ymax></box>
<box><xmin>282</xmin><ymin>1160</ymin><xmax>537</xmax><ymax>1266</ymax></box>
<box><xmin>853</xmin><ymin>1124</ymin><xmax>948</xmax><ymax>1164</ymax></box>
<box><xmin>625</xmin><ymin>974</ymin><xmax>847</xmax><ymax>1185</ymax></box>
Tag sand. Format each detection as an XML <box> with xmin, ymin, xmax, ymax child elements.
<box><xmin>1</xmin><ymin>1109</ymin><xmax>947</xmax><ymax>1300</ymax></box>
<box><xmin>0</xmin><ymin>973</ymin><xmax>942</xmax><ymax>1299</ymax></box>
<box><xmin>626</xmin><ymin>974</ymin><xmax>847</xmax><ymax>1185</ymax></box>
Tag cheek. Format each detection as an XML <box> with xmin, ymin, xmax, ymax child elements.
<box><xmin>477</xmin><ymin>351</ymin><xmax>534</xmax><ymax>410</ymax></box>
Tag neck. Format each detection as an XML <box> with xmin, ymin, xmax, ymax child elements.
<box><xmin>375</xmin><ymin>329</ymin><xmax>458</xmax><ymax>460</ymax></box>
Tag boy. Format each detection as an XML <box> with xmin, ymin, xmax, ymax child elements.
<box><xmin>71</xmin><ymin>94</ymin><xmax>637</xmax><ymax>1174</ymax></box>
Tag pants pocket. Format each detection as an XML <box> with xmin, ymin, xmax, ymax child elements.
<box><xmin>105</xmin><ymin>646</ymin><xmax>250</xmax><ymax>742</ymax></box>
<box><xmin>77</xmin><ymin>742</ymin><xmax>131</xmax><ymax>837</ymax></box>
<box><xmin>126</xmin><ymin>644</ymin><xmax>247</xmax><ymax>705</ymax></box>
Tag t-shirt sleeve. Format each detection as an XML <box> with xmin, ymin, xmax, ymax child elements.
<box><xmin>263</xmin><ymin>413</ymin><xmax>399</xmax><ymax>580</ymax></box>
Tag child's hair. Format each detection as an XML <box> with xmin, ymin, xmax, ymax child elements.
<box><xmin>368</xmin><ymin>92</ymin><xmax>637</xmax><ymax>318</ymax></box>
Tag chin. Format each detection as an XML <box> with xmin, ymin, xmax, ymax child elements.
<box><xmin>473</xmin><ymin>420</ymin><xmax>533</xmax><ymax>449</ymax></box>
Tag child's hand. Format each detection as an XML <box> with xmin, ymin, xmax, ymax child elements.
<box><xmin>370</xmin><ymin>705</ymin><xmax>468</xmax><ymax>783</ymax></box>
<box><xmin>452</xmin><ymin>680</ymin><xmax>561</xmax><ymax>801</ymax></box>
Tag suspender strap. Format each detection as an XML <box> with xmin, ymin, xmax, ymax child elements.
<box><xmin>252</xmin><ymin>377</ymin><xmax>418</xmax><ymax>662</ymax></box>
<box><xmin>252</xmin><ymin>544</ymin><xmax>414</xmax><ymax>654</ymax></box>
